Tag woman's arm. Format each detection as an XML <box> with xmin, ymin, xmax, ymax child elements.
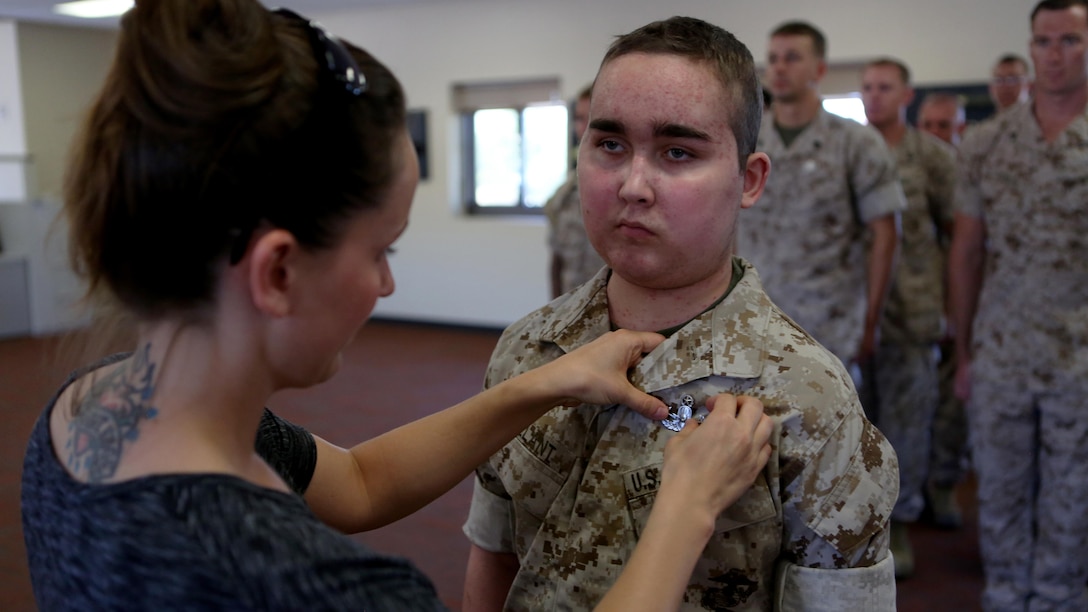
<box><xmin>304</xmin><ymin>329</ymin><xmax>667</xmax><ymax>533</ymax></box>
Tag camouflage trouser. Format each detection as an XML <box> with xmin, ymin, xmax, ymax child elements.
<box><xmin>869</xmin><ymin>340</ymin><xmax>938</xmax><ymax>523</ymax></box>
<box><xmin>929</xmin><ymin>340</ymin><xmax>969</xmax><ymax>488</ymax></box>
<box><xmin>969</xmin><ymin>382</ymin><xmax>1088</xmax><ymax>612</ymax></box>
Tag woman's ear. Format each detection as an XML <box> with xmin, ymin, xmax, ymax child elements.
<box><xmin>247</xmin><ymin>229</ymin><xmax>300</xmax><ymax>317</ymax></box>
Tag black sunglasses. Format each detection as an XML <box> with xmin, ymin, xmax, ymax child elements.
<box><xmin>273</xmin><ymin>7</ymin><xmax>367</xmax><ymax>97</ymax></box>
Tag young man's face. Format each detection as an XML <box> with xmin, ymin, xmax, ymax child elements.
<box><xmin>989</xmin><ymin>61</ymin><xmax>1030</xmax><ymax>110</ymax></box>
<box><xmin>765</xmin><ymin>34</ymin><xmax>823</xmax><ymax>103</ymax></box>
<box><xmin>578</xmin><ymin>52</ymin><xmax>765</xmax><ymax>291</ymax></box>
<box><xmin>1030</xmin><ymin>4</ymin><xmax>1088</xmax><ymax>96</ymax></box>
<box><xmin>918</xmin><ymin>100</ymin><xmax>962</xmax><ymax>145</ymax></box>
<box><xmin>861</xmin><ymin>64</ymin><xmax>912</xmax><ymax>129</ymax></box>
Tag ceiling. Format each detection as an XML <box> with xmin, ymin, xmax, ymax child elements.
<box><xmin>0</xmin><ymin>0</ymin><xmax>450</xmax><ymax>29</ymax></box>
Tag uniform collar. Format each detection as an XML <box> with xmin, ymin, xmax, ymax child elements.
<box><xmin>536</xmin><ymin>259</ymin><xmax>773</xmax><ymax>394</ymax></box>
<box><xmin>760</xmin><ymin>107</ymin><xmax>834</xmax><ymax>155</ymax></box>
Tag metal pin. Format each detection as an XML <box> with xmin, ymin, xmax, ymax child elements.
<box><xmin>661</xmin><ymin>395</ymin><xmax>697</xmax><ymax>432</ymax></box>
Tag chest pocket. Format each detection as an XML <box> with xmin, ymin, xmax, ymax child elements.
<box><xmin>624</xmin><ymin>463</ymin><xmax>778</xmax><ymax>537</ymax></box>
<box><xmin>494</xmin><ymin>432</ymin><xmax>569</xmax><ymax>523</ymax></box>
<box><xmin>496</xmin><ymin>409</ymin><xmax>587</xmax><ymax>518</ymax></box>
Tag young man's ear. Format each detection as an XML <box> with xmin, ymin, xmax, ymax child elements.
<box><xmin>247</xmin><ymin>229</ymin><xmax>300</xmax><ymax>317</ymax></box>
<box><xmin>741</xmin><ymin>152</ymin><xmax>771</xmax><ymax>209</ymax></box>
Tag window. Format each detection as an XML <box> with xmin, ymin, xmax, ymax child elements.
<box><xmin>455</xmin><ymin>79</ymin><xmax>569</xmax><ymax>215</ymax></box>
<box><xmin>813</xmin><ymin>62</ymin><xmax>868</xmax><ymax>125</ymax></box>
<box><xmin>822</xmin><ymin>94</ymin><xmax>868</xmax><ymax>125</ymax></box>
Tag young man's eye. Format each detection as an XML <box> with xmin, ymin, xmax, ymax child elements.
<box><xmin>599</xmin><ymin>139</ymin><xmax>622</xmax><ymax>152</ymax></box>
<box><xmin>665</xmin><ymin>148</ymin><xmax>690</xmax><ymax>161</ymax></box>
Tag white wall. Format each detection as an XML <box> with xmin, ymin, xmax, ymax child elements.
<box><xmin>8</xmin><ymin>0</ymin><xmax>1038</xmax><ymax>332</ymax></box>
<box><xmin>0</xmin><ymin>20</ymin><xmax>29</xmax><ymax>203</ymax></box>
<box><xmin>18</xmin><ymin>23</ymin><xmax>117</xmax><ymax>202</ymax></box>
<box><xmin>2</xmin><ymin>23</ymin><xmax>115</xmax><ymax>335</ymax></box>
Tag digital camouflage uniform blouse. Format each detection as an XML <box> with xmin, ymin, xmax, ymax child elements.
<box><xmin>464</xmin><ymin>259</ymin><xmax>898</xmax><ymax>611</ymax></box>
<box><xmin>956</xmin><ymin>101</ymin><xmax>1088</xmax><ymax>390</ymax></box>
<box><xmin>880</xmin><ymin>127</ymin><xmax>956</xmax><ymax>346</ymax></box>
<box><xmin>739</xmin><ymin>109</ymin><xmax>906</xmax><ymax>363</ymax></box>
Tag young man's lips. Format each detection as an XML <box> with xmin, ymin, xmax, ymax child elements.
<box><xmin>618</xmin><ymin>221</ymin><xmax>655</xmax><ymax>238</ymax></box>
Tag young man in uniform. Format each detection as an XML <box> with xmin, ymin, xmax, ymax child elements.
<box><xmin>860</xmin><ymin>57</ymin><xmax>957</xmax><ymax>579</ymax></box>
<box><xmin>917</xmin><ymin>92</ymin><xmax>967</xmax><ymax>146</ymax></box>
<box><xmin>916</xmin><ymin>87</ymin><xmax>972</xmax><ymax>532</ymax></box>
<box><xmin>462</xmin><ymin>16</ymin><xmax>897</xmax><ymax>611</ymax></box>
<box><xmin>988</xmin><ymin>53</ymin><xmax>1032</xmax><ymax>112</ymax></box>
<box><xmin>738</xmin><ymin>22</ymin><xmax>905</xmax><ymax>392</ymax></box>
<box><xmin>951</xmin><ymin>1</ymin><xmax>1088</xmax><ymax>608</ymax></box>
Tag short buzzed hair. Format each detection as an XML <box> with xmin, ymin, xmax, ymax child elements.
<box><xmin>865</xmin><ymin>57</ymin><xmax>911</xmax><ymax>85</ymax></box>
<box><xmin>920</xmin><ymin>92</ymin><xmax>965</xmax><ymax>117</ymax></box>
<box><xmin>600</xmin><ymin>16</ymin><xmax>762</xmax><ymax>170</ymax></box>
<box><xmin>771</xmin><ymin>21</ymin><xmax>827</xmax><ymax>59</ymax></box>
<box><xmin>1031</xmin><ymin>0</ymin><xmax>1088</xmax><ymax>24</ymax></box>
<box><xmin>995</xmin><ymin>53</ymin><xmax>1031</xmax><ymax>76</ymax></box>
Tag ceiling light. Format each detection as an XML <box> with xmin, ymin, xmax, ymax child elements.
<box><xmin>53</xmin><ymin>0</ymin><xmax>134</xmax><ymax>19</ymax></box>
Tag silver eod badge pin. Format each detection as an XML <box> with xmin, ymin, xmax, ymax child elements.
<box><xmin>661</xmin><ymin>394</ymin><xmax>696</xmax><ymax>432</ymax></box>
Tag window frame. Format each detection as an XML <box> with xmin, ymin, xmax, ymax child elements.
<box><xmin>454</xmin><ymin>78</ymin><xmax>568</xmax><ymax>216</ymax></box>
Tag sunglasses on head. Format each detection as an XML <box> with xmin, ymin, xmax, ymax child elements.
<box><xmin>273</xmin><ymin>7</ymin><xmax>367</xmax><ymax>97</ymax></box>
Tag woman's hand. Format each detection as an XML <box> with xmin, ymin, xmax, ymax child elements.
<box><xmin>659</xmin><ymin>394</ymin><xmax>774</xmax><ymax>528</ymax></box>
<box><xmin>538</xmin><ymin>329</ymin><xmax>668</xmax><ymax>420</ymax></box>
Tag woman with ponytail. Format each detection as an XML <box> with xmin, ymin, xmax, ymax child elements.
<box><xmin>20</xmin><ymin>2</ymin><xmax>773</xmax><ymax>609</ymax></box>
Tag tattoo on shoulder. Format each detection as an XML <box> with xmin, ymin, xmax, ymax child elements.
<box><xmin>66</xmin><ymin>345</ymin><xmax>159</xmax><ymax>483</ymax></box>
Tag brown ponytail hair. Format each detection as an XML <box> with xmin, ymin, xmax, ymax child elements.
<box><xmin>65</xmin><ymin>0</ymin><xmax>406</xmax><ymax>321</ymax></box>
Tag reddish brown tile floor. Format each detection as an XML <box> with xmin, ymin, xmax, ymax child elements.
<box><xmin>1</xmin><ymin>319</ymin><xmax>983</xmax><ymax>610</ymax></box>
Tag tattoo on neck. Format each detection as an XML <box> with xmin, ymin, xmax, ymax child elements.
<box><xmin>66</xmin><ymin>345</ymin><xmax>159</xmax><ymax>483</ymax></box>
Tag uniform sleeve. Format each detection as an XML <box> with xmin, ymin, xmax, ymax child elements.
<box><xmin>848</xmin><ymin>127</ymin><xmax>907</xmax><ymax>224</ymax></box>
<box><xmin>776</xmin><ymin>554</ymin><xmax>896</xmax><ymax>611</ymax></box>
<box><xmin>255</xmin><ymin>409</ymin><xmax>318</xmax><ymax>496</ymax></box>
<box><xmin>776</xmin><ymin>385</ymin><xmax>898</xmax><ymax>608</ymax></box>
<box><xmin>954</xmin><ymin>127</ymin><xmax>990</xmax><ymax>219</ymax></box>
<box><xmin>782</xmin><ymin>412</ymin><xmax>897</xmax><ymax>563</ymax></box>
<box><xmin>924</xmin><ymin>139</ymin><xmax>957</xmax><ymax>228</ymax></box>
<box><xmin>462</xmin><ymin>352</ymin><xmax>519</xmax><ymax>554</ymax></box>
<box><xmin>462</xmin><ymin>473</ymin><xmax>516</xmax><ymax>553</ymax></box>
